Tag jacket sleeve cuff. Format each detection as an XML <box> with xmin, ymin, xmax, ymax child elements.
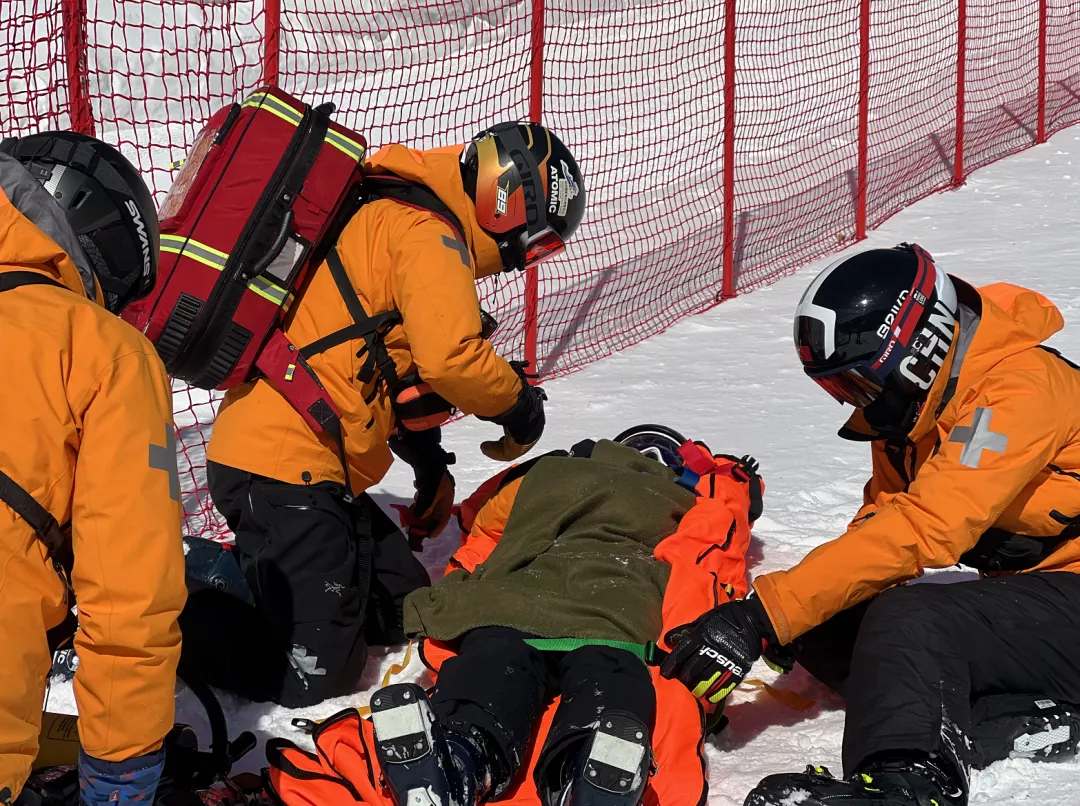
<box><xmin>752</xmin><ymin>574</ymin><xmax>793</xmax><ymax>646</ymax></box>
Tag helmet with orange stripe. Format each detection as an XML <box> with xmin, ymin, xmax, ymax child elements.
<box><xmin>460</xmin><ymin>122</ymin><xmax>585</xmax><ymax>273</ymax></box>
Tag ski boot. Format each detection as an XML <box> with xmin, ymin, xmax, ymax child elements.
<box><xmin>744</xmin><ymin>755</ymin><xmax>966</xmax><ymax>806</ymax></box>
<box><xmin>977</xmin><ymin>697</ymin><xmax>1080</xmax><ymax>761</ymax></box>
<box><xmin>370</xmin><ymin>683</ymin><xmax>492</xmax><ymax>806</ymax></box>
<box><xmin>49</xmin><ymin>648</ymin><xmax>79</xmax><ymax>682</ymax></box>
<box><xmin>546</xmin><ymin>712</ymin><xmax>652</xmax><ymax>806</ymax></box>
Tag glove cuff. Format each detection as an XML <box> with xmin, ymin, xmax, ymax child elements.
<box><xmin>482</xmin><ymin>381</ymin><xmax>546</xmax><ymax>445</ymax></box>
<box><xmin>744</xmin><ymin>594</ymin><xmax>778</xmax><ymax>646</ymax></box>
<box><xmin>389</xmin><ymin>427</ymin><xmax>455</xmax><ymax>471</ymax></box>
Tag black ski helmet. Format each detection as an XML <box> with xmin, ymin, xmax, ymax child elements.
<box><xmin>614</xmin><ymin>423</ymin><xmax>689</xmax><ymax>469</ymax></box>
<box><xmin>0</xmin><ymin>131</ymin><xmax>158</xmax><ymax>314</ymax></box>
<box><xmin>794</xmin><ymin>243</ymin><xmax>958</xmax><ymax>430</ymax></box>
<box><xmin>461</xmin><ymin>121</ymin><xmax>585</xmax><ymax>273</ymax></box>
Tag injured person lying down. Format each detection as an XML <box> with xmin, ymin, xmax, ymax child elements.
<box><xmin>265</xmin><ymin>425</ymin><xmax>769</xmax><ymax>806</ymax></box>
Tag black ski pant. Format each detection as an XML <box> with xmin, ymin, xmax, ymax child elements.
<box><xmin>178</xmin><ymin>461</ymin><xmax>430</xmax><ymax>708</ymax></box>
<box><xmin>430</xmin><ymin>627</ymin><xmax>656</xmax><ymax>793</ymax></box>
<box><xmin>789</xmin><ymin>571</ymin><xmax>1080</xmax><ymax>776</ymax></box>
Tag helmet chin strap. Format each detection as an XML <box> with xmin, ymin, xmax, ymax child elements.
<box><xmin>862</xmin><ymin>386</ymin><xmax>923</xmax><ymax>439</ymax></box>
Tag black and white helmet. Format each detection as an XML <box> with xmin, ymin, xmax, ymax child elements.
<box><xmin>794</xmin><ymin>243</ymin><xmax>958</xmax><ymax>415</ymax></box>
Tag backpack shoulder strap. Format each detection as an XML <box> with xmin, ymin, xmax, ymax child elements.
<box><xmin>299</xmin><ymin>246</ymin><xmax>403</xmax><ymax>390</ymax></box>
<box><xmin>0</xmin><ymin>468</ymin><xmax>69</xmax><ymax>574</ymax></box>
<box><xmin>1040</xmin><ymin>344</ymin><xmax>1080</xmax><ymax>371</ymax></box>
<box><xmin>0</xmin><ymin>271</ymin><xmax>67</xmax><ymax>294</ymax></box>
<box><xmin>298</xmin><ymin>176</ymin><xmax>467</xmax><ymax>376</ymax></box>
<box><xmin>0</xmin><ymin>273</ymin><xmax>77</xmax><ymax>583</ymax></box>
<box><xmin>364</xmin><ymin>175</ymin><xmax>468</xmax><ymax>243</ymax></box>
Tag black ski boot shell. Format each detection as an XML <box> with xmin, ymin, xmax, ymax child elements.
<box><xmin>743</xmin><ymin>762</ymin><xmax>965</xmax><ymax>806</ymax></box>
<box><xmin>997</xmin><ymin>699</ymin><xmax>1080</xmax><ymax>761</ymax></box>
<box><xmin>370</xmin><ymin>683</ymin><xmax>486</xmax><ymax>806</ymax></box>
<box><xmin>552</xmin><ymin>712</ymin><xmax>652</xmax><ymax>806</ymax></box>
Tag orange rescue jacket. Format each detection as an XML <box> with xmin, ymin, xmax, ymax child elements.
<box><xmin>208</xmin><ymin>144</ymin><xmax>522</xmax><ymax>494</ymax></box>
<box><xmin>756</xmin><ymin>280</ymin><xmax>1080</xmax><ymax>645</ymax></box>
<box><xmin>0</xmin><ymin>154</ymin><xmax>185</xmax><ymax>795</ymax></box>
<box><xmin>265</xmin><ymin>450</ymin><xmax>762</xmax><ymax>806</ymax></box>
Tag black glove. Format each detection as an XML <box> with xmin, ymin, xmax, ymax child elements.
<box><xmin>408</xmin><ymin>465</ymin><xmax>455</xmax><ymax>548</ymax></box>
<box><xmin>660</xmin><ymin>596</ymin><xmax>777</xmax><ymax>704</ymax></box>
<box><xmin>389</xmin><ymin>428</ymin><xmax>456</xmax><ymax>549</ymax></box>
<box><xmin>479</xmin><ymin>362</ymin><xmax>547</xmax><ymax>461</ymax></box>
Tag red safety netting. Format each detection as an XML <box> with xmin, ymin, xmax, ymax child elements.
<box><xmin>2</xmin><ymin>0</ymin><xmax>1080</xmax><ymax>538</ymax></box>
<box><xmin>535</xmin><ymin>0</ymin><xmax>728</xmax><ymax>374</ymax></box>
<box><xmin>731</xmin><ymin>0</ymin><xmax>859</xmax><ymax>292</ymax></box>
<box><xmin>866</xmin><ymin>0</ymin><xmax>959</xmax><ymax>229</ymax></box>
<box><xmin>964</xmin><ymin>3</ymin><xmax>1041</xmax><ymax>175</ymax></box>
<box><xmin>0</xmin><ymin>1</ymin><xmax>68</xmax><ymax>136</ymax></box>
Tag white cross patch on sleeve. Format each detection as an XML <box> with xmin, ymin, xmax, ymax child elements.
<box><xmin>947</xmin><ymin>407</ymin><xmax>1009</xmax><ymax>468</ymax></box>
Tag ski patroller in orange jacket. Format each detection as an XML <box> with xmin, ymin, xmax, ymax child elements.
<box><xmin>755</xmin><ymin>280</ymin><xmax>1080</xmax><ymax>645</ymax></box>
<box><xmin>0</xmin><ymin>154</ymin><xmax>186</xmax><ymax>798</ymax></box>
<box><xmin>265</xmin><ymin>448</ymin><xmax>762</xmax><ymax>806</ymax></box>
<box><xmin>207</xmin><ymin>144</ymin><xmax>523</xmax><ymax>495</ymax></box>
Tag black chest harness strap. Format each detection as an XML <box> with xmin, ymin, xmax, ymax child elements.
<box><xmin>261</xmin><ymin>177</ymin><xmax>469</xmax><ymax>495</ymax></box>
<box><xmin>0</xmin><ymin>272</ymin><xmax>75</xmax><ymax>587</ymax></box>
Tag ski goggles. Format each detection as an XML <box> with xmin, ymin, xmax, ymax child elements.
<box><xmin>521</xmin><ymin>225</ymin><xmax>566</xmax><ymax>270</ymax></box>
<box><xmin>499</xmin><ymin>224</ymin><xmax>567</xmax><ymax>272</ymax></box>
<box><xmin>806</xmin><ymin>363</ymin><xmax>886</xmax><ymax>408</ymax></box>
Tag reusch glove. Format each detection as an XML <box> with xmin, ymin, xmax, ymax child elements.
<box><xmin>78</xmin><ymin>748</ymin><xmax>165</xmax><ymax>805</ymax></box>
<box><xmin>660</xmin><ymin>596</ymin><xmax>777</xmax><ymax>704</ymax></box>
<box><xmin>479</xmin><ymin>362</ymin><xmax>547</xmax><ymax>462</ymax></box>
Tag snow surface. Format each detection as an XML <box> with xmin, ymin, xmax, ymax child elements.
<box><xmin>46</xmin><ymin>127</ymin><xmax>1080</xmax><ymax>804</ymax></box>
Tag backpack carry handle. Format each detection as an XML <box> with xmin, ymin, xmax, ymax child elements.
<box><xmin>249</xmin><ymin>208</ymin><xmax>295</xmax><ymax>278</ymax></box>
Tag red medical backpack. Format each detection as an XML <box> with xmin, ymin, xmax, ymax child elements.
<box><xmin>124</xmin><ymin>86</ymin><xmax>368</xmax><ymax>390</ymax></box>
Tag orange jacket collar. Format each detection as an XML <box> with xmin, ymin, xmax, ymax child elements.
<box><xmin>365</xmin><ymin>144</ymin><xmax>505</xmax><ymax>278</ymax></box>
<box><xmin>0</xmin><ymin>154</ymin><xmax>104</xmax><ymax>305</ymax></box>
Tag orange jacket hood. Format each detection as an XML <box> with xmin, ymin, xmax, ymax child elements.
<box><xmin>0</xmin><ymin>152</ymin><xmax>102</xmax><ymax>303</ymax></box>
<box><xmin>366</xmin><ymin>144</ymin><xmax>505</xmax><ymax>278</ymax></box>
<box><xmin>908</xmin><ymin>280</ymin><xmax>1063</xmax><ymax>443</ymax></box>
<box><xmin>842</xmin><ymin>279</ymin><xmax>1065</xmax><ymax>443</ymax></box>
<box><xmin>953</xmin><ymin>281</ymin><xmax>1063</xmax><ymax>383</ymax></box>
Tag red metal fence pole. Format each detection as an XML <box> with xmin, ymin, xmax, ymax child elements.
<box><xmin>855</xmin><ymin>0</ymin><xmax>870</xmax><ymax>240</ymax></box>
<box><xmin>953</xmin><ymin>0</ymin><xmax>966</xmax><ymax>186</ymax></box>
<box><xmin>1037</xmin><ymin>0</ymin><xmax>1048</xmax><ymax>143</ymax></box>
<box><xmin>264</xmin><ymin>0</ymin><xmax>281</xmax><ymax>87</ymax></box>
<box><xmin>720</xmin><ymin>0</ymin><xmax>737</xmax><ymax>300</ymax></box>
<box><xmin>61</xmin><ymin>0</ymin><xmax>94</xmax><ymax>136</ymax></box>
<box><xmin>524</xmin><ymin>0</ymin><xmax>543</xmax><ymax>374</ymax></box>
